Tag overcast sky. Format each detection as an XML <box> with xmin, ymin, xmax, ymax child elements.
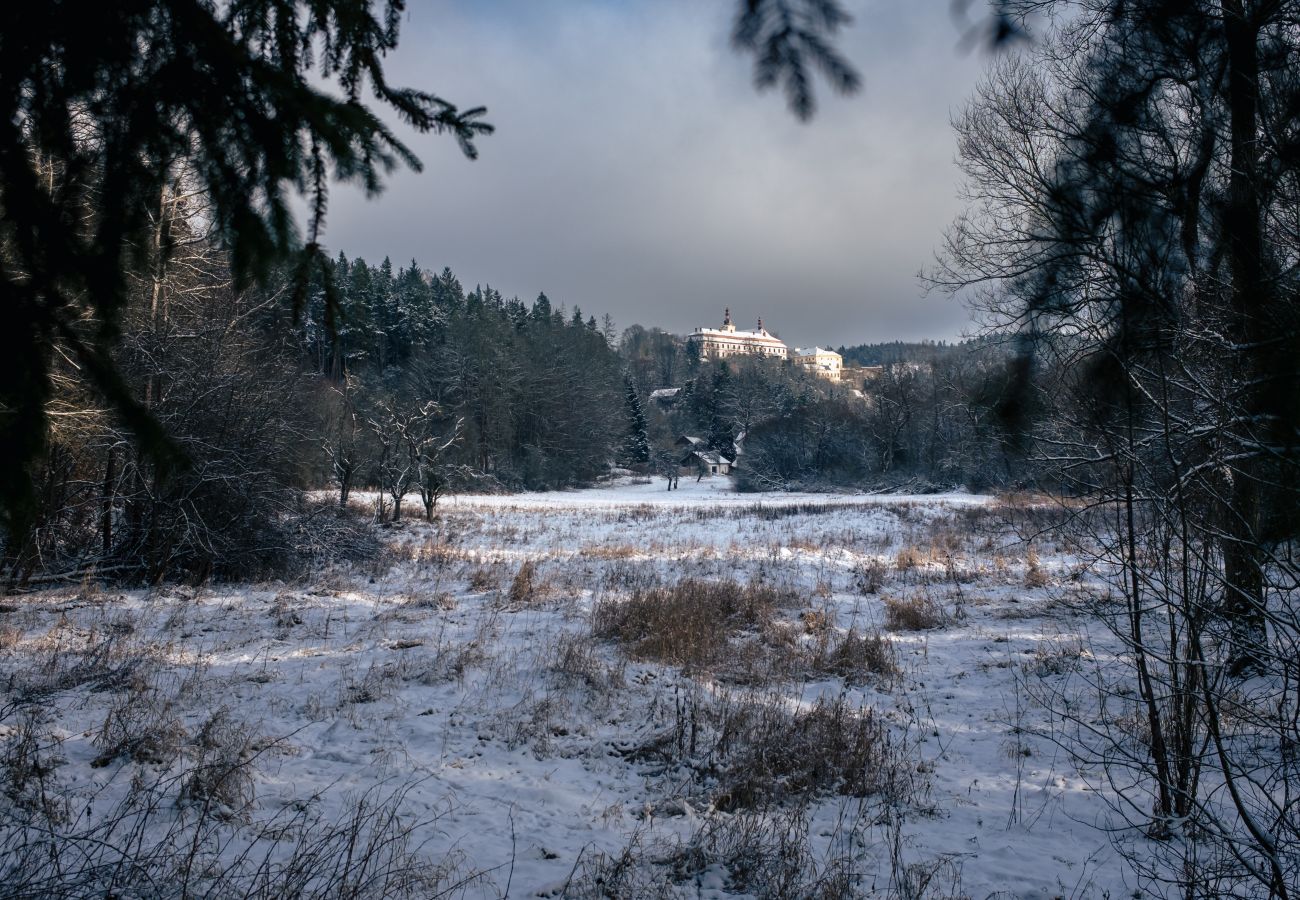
<box><xmin>321</xmin><ymin>1</ymin><xmax>992</xmax><ymax>348</ymax></box>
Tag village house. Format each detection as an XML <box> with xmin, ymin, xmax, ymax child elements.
<box><xmin>675</xmin><ymin>436</ymin><xmax>733</xmax><ymax>476</ymax></box>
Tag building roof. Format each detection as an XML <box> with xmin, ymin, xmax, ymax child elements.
<box><xmin>683</xmin><ymin>449</ymin><xmax>732</xmax><ymax>466</ymax></box>
<box><xmin>689</xmin><ymin>327</ymin><xmax>787</xmax><ymax>347</ymax></box>
<box><xmin>649</xmin><ymin>388</ymin><xmax>680</xmax><ymax>400</ymax></box>
<box><xmin>687</xmin><ymin>309</ymin><xmax>788</xmax><ymax>351</ymax></box>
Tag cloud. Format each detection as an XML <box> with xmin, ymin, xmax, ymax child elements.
<box><xmin>320</xmin><ymin>1</ymin><xmax>989</xmax><ymax>346</ymax></box>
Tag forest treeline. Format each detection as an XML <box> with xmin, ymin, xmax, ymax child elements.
<box><xmin>7</xmin><ymin>211</ymin><xmax>1031</xmax><ymax>583</ymax></box>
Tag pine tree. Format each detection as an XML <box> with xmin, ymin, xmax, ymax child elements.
<box><xmin>532</xmin><ymin>292</ymin><xmax>552</xmax><ymax>323</ymax></box>
<box><xmin>433</xmin><ymin>267</ymin><xmax>465</xmax><ymax>312</ymax></box>
<box><xmin>374</xmin><ymin>256</ymin><xmax>398</xmax><ymax>369</ymax></box>
<box><xmin>707</xmin><ymin>364</ymin><xmax>736</xmax><ymax>454</ymax></box>
<box><xmin>621</xmin><ymin>373</ymin><xmax>651</xmax><ymax>465</ymax></box>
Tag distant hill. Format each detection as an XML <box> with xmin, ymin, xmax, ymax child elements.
<box><xmin>835</xmin><ymin>337</ymin><xmax>1000</xmax><ymax>367</ymax></box>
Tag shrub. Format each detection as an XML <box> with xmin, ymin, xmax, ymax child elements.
<box><xmin>854</xmin><ymin>559</ymin><xmax>888</xmax><ymax>594</ymax></box>
<box><xmin>811</xmin><ymin>628</ymin><xmax>899</xmax><ymax>684</ymax></box>
<box><xmin>180</xmin><ymin>708</ymin><xmax>256</xmax><ymax>817</ymax></box>
<box><xmin>91</xmin><ymin>685</ymin><xmax>187</xmax><ymax>768</ymax></box>
<box><xmin>593</xmin><ymin>579</ymin><xmax>791</xmax><ymax>672</ymax></box>
<box><xmin>883</xmin><ymin>593</ymin><xmax>948</xmax><ymax>631</ymax></box>
<box><xmin>507</xmin><ymin>559</ymin><xmax>538</xmax><ymax>606</ymax></box>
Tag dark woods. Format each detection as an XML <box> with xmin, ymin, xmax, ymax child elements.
<box><xmin>6</xmin><ymin>236</ymin><xmax>630</xmax><ymax>584</ymax></box>
<box><xmin>291</xmin><ymin>257</ymin><xmax>624</xmax><ymax>500</ymax></box>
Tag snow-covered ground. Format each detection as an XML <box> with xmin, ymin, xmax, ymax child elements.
<box><xmin>0</xmin><ymin>478</ymin><xmax>1143</xmax><ymax>897</ymax></box>
<box><xmin>439</xmin><ymin>477</ymin><xmax>989</xmax><ymax>510</ymax></box>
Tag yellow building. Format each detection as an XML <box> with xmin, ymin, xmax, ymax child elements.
<box><xmin>687</xmin><ymin>309</ymin><xmax>788</xmax><ymax>360</ymax></box>
<box><xmin>793</xmin><ymin>346</ymin><xmax>843</xmax><ymax>381</ymax></box>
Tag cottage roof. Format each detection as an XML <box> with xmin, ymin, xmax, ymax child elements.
<box><xmin>684</xmin><ymin>449</ymin><xmax>731</xmax><ymax>466</ymax></box>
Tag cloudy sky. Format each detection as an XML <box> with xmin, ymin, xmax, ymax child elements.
<box><xmin>322</xmin><ymin>1</ymin><xmax>992</xmax><ymax>348</ymax></box>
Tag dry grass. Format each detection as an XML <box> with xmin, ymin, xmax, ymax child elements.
<box><xmin>579</xmin><ymin>543</ymin><xmax>643</xmax><ymax>560</ymax></box>
<box><xmin>408</xmin><ymin>537</ymin><xmax>472</xmax><ymax>567</ymax></box>
<box><xmin>180</xmin><ymin>707</ymin><xmax>258</xmax><ymax>817</ymax></box>
<box><xmin>711</xmin><ymin>697</ymin><xmax>905</xmax><ymax>807</ymax></box>
<box><xmin>800</xmin><ymin>608</ymin><xmax>832</xmax><ymax>635</ymax></box>
<box><xmin>506</xmin><ymin>559</ymin><xmax>539</xmax><ymax>606</ymax></box>
<box><xmin>883</xmin><ymin>593</ymin><xmax>949</xmax><ymax>631</ymax></box>
<box><xmin>623</xmin><ymin>692</ymin><xmax>911</xmax><ymax>813</ymax></box>
<box><xmin>894</xmin><ymin>546</ymin><xmax>924</xmax><ymax>573</ymax></box>
<box><xmin>854</xmin><ymin>559</ymin><xmax>889</xmax><ymax>594</ymax></box>
<box><xmin>467</xmin><ymin>565</ymin><xmax>501</xmax><ymax>592</ymax></box>
<box><xmin>593</xmin><ymin>579</ymin><xmax>792</xmax><ymax>672</ymax></box>
<box><xmin>1</xmin><ymin>707</ymin><xmax>68</xmax><ymax>822</ymax></box>
<box><xmin>1024</xmin><ymin>547</ymin><xmax>1050</xmax><ymax>588</ymax></box>
<box><xmin>91</xmin><ymin>682</ymin><xmax>188</xmax><ymax>768</ymax></box>
<box><xmin>0</xmin><ymin>625</ymin><xmax>23</xmax><ymax>651</ymax></box>
<box><xmin>551</xmin><ymin>631</ymin><xmax>625</xmax><ymax>694</ymax></box>
<box><xmin>808</xmin><ymin>628</ymin><xmax>899</xmax><ymax>684</ymax></box>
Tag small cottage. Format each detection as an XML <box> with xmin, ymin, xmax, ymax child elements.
<box><xmin>681</xmin><ymin>448</ymin><xmax>733</xmax><ymax>476</ymax></box>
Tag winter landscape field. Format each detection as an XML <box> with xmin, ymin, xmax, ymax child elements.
<box><xmin>7</xmin><ymin>1</ymin><xmax>1300</xmax><ymax>897</ymax></box>
<box><xmin>0</xmin><ymin>479</ymin><xmax>1175</xmax><ymax>898</ymax></box>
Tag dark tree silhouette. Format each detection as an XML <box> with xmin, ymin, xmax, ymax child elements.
<box><xmin>0</xmin><ymin>0</ymin><xmax>492</xmax><ymax>548</ymax></box>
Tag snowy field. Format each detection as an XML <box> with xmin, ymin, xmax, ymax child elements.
<box><xmin>0</xmin><ymin>478</ymin><xmax>1145</xmax><ymax>898</ymax></box>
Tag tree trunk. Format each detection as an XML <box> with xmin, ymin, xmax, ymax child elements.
<box><xmin>101</xmin><ymin>446</ymin><xmax>115</xmax><ymax>558</ymax></box>
<box><xmin>1220</xmin><ymin>0</ymin><xmax>1269</xmax><ymax>675</ymax></box>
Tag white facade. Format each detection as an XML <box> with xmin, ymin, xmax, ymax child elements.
<box><xmin>793</xmin><ymin>346</ymin><xmax>843</xmax><ymax>381</ymax></box>
<box><xmin>687</xmin><ymin>309</ymin><xmax>788</xmax><ymax>361</ymax></box>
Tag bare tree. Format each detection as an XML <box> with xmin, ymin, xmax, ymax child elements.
<box><xmin>415</xmin><ymin>415</ymin><xmax>464</xmax><ymax>522</ymax></box>
<box><xmin>933</xmin><ymin>7</ymin><xmax>1300</xmax><ymax>894</ymax></box>
<box><xmin>321</xmin><ymin>376</ymin><xmax>365</xmax><ymax>509</ymax></box>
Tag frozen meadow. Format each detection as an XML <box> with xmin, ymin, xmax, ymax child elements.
<box><xmin>0</xmin><ymin>479</ymin><xmax>1150</xmax><ymax>898</ymax></box>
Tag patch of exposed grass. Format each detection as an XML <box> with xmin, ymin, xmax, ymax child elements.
<box><xmin>623</xmin><ymin>692</ymin><xmax>912</xmax><ymax>813</ymax></box>
<box><xmin>593</xmin><ymin>579</ymin><xmax>792</xmax><ymax>672</ymax></box>
<box><xmin>808</xmin><ymin>628</ymin><xmax>899</xmax><ymax>684</ymax></box>
<box><xmin>883</xmin><ymin>593</ymin><xmax>949</xmax><ymax>631</ymax></box>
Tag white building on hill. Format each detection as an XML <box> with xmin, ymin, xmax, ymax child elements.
<box><xmin>793</xmin><ymin>346</ymin><xmax>843</xmax><ymax>381</ymax></box>
<box><xmin>687</xmin><ymin>309</ymin><xmax>788</xmax><ymax>361</ymax></box>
